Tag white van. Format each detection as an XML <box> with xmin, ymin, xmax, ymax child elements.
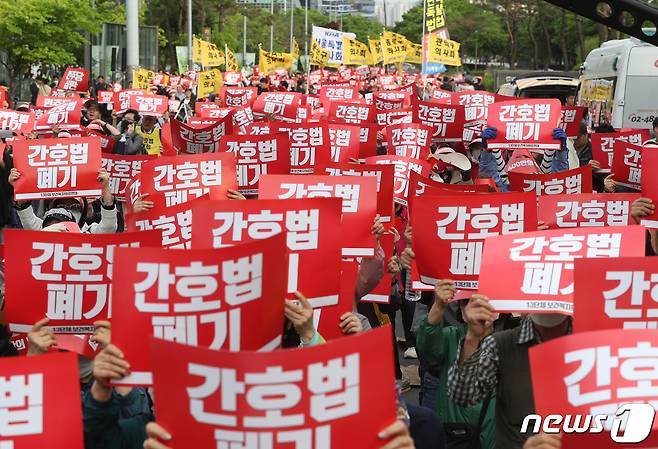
<box><xmin>578</xmin><ymin>37</ymin><xmax>658</xmax><ymax>130</ymax></box>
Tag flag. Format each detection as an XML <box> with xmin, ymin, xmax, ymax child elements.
<box><xmin>381</xmin><ymin>31</ymin><xmax>409</xmax><ymax>65</ymax></box>
<box><xmin>424</xmin><ymin>0</ymin><xmax>446</xmax><ymax>33</ymax></box>
<box><xmin>293</xmin><ymin>37</ymin><xmax>301</xmax><ymax>58</ymax></box>
<box><xmin>405</xmin><ymin>42</ymin><xmax>423</xmax><ymax>64</ymax></box>
<box><xmin>197</xmin><ymin>69</ymin><xmax>224</xmax><ymax>98</ymax></box>
<box><xmin>226</xmin><ymin>47</ymin><xmax>239</xmax><ymax>71</ymax></box>
<box><xmin>258</xmin><ymin>48</ymin><xmax>294</xmax><ymax>74</ymax></box>
<box><xmin>369</xmin><ymin>38</ymin><xmax>383</xmax><ymax>64</ymax></box>
<box><xmin>343</xmin><ymin>37</ymin><xmax>372</xmax><ymax>66</ymax></box>
<box><xmin>310</xmin><ymin>39</ymin><xmax>330</xmax><ymax>67</ymax></box>
<box><xmin>194</xmin><ymin>37</ymin><xmax>225</xmax><ymax>67</ymax></box>
<box><xmin>427</xmin><ymin>35</ymin><xmax>462</xmax><ymax>66</ymax></box>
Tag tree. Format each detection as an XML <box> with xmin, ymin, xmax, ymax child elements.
<box><xmin>0</xmin><ymin>0</ymin><xmax>100</xmax><ymax>90</ymax></box>
<box><xmin>341</xmin><ymin>15</ymin><xmax>384</xmax><ymax>43</ymax></box>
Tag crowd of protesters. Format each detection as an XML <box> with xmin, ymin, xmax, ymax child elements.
<box><xmin>0</xmin><ymin>64</ymin><xmax>657</xmax><ymax>449</ymax></box>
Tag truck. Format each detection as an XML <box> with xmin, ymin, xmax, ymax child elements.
<box><xmin>578</xmin><ymin>37</ymin><xmax>658</xmax><ymax>130</ymax></box>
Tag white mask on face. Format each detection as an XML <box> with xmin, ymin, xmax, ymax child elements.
<box><xmin>529</xmin><ymin>313</ymin><xmax>567</xmax><ymax>327</ymax></box>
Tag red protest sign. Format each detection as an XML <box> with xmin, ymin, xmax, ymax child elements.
<box><xmin>220</xmin><ymin>87</ymin><xmax>257</xmax><ymax>108</ymax></box>
<box><xmin>641</xmin><ymin>149</ymin><xmax>658</xmax><ymax>228</ymax></box>
<box><xmin>414</xmin><ymin>100</ymin><xmax>465</xmax><ymax>143</ymax></box>
<box><xmin>128</xmin><ymin>94</ymin><xmax>169</xmax><ymax>117</ymax></box>
<box><xmin>191</xmin><ymin>198</ymin><xmax>342</xmax><ymax>307</ymax></box>
<box><xmin>13</xmin><ymin>136</ymin><xmax>102</xmax><ymax>200</ymax></box>
<box><xmin>358</xmin><ymin>123</ymin><xmax>378</xmax><ymax>160</ymax></box>
<box><xmin>170</xmin><ymin>116</ymin><xmax>233</xmax><ymax>154</ymax></box>
<box><xmin>574</xmin><ymin>257</ymin><xmax>658</xmax><ymax>332</ymax></box>
<box><xmin>126</xmin><ymin>195</ymin><xmax>204</xmax><ymax>249</ymax></box>
<box><xmin>259</xmin><ymin>174</ymin><xmax>378</xmax><ymax>257</ymax></box>
<box><xmin>354</xmin><ymin>232</ymin><xmax>394</xmax><ymax>304</ymax></box>
<box><xmin>0</xmin><ymin>108</ymin><xmax>35</xmax><ymax>134</ymax></box>
<box><xmin>406</xmin><ymin>171</ymin><xmax>490</xmax><ymax>210</ymax></box>
<box><xmin>591</xmin><ymin>129</ymin><xmax>650</xmax><ymax>172</ymax></box>
<box><xmin>36</xmin><ymin>96</ymin><xmax>81</xmax><ymax>109</ymax></box>
<box><xmin>4</xmin><ymin>229</ymin><xmax>161</xmax><ymax>333</ymax></box>
<box><xmin>329</xmin><ymin>101</ymin><xmax>374</xmax><ymax>124</ymax></box>
<box><xmin>101</xmin><ymin>153</ymin><xmax>155</xmax><ymax>201</ymax></box>
<box><xmin>219</xmin><ymin>132</ymin><xmax>291</xmax><ymax>195</ymax></box>
<box><xmin>327</xmin><ymin>122</ymin><xmax>360</xmax><ymax>163</ymax></box>
<box><xmin>365</xmin><ymin>155</ymin><xmax>432</xmax><ymax>207</ymax></box>
<box><xmin>538</xmin><ymin>193</ymin><xmax>639</xmax><ymax>229</ymax></box>
<box><xmin>0</xmin><ymin>352</ymin><xmax>84</xmax><ymax>449</ymax></box>
<box><xmin>479</xmin><ymin>226</ymin><xmax>646</xmax><ymax>314</ymax></box>
<box><xmin>374</xmin><ymin>91</ymin><xmax>410</xmax><ymax>110</ymax></box>
<box><xmin>411</xmin><ymin>192</ymin><xmax>537</xmax><ymax>289</ymax></box>
<box><xmin>195</xmin><ymin>102</ymin><xmax>223</xmax><ymax>117</ymax></box>
<box><xmin>456</xmin><ymin>91</ymin><xmax>497</xmax><ymax>132</ymax></box>
<box><xmin>611</xmin><ymin>140</ymin><xmax>648</xmax><ymax>190</ymax></box>
<box><xmin>231</xmin><ymin>105</ymin><xmax>255</xmax><ymax>133</ymax></box>
<box><xmin>151</xmin><ymin>326</ymin><xmax>396</xmax><ymax>449</ymax></box>
<box><xmin>486</xmin><ymin>99</ymin><xmax>562</xmax><ymax>151</ymax></box>
<box><xmin>387</xmin><ymin>123</ymin><xmax>432</xmax><ymax>160</ymax></box>
<box><xmin>505</xmin><ymin>148</ymin><xmax>539</xmax><ymax>174</ymax></box>
<box><xmin>558</xmin><ymin>106</ymin><xmax>586</xmax><ymax>138</ymax></box>
<box><xmin>529</xmin><ymin>329</ymin><xmax>658</xmax><ymax>449</ymax></box>
<box><xmin>315</xmin><ymin>162</ymin><xmax>395</xmax><ymax>223</ymax></box>
<box><xmin>58</xmin><ymin>67</ymin><xmax>89</xmax><ymax>92</ymax></box>
<box><xmin>430</xmin><ymin>88</ymin><xmax>453</xmax><ymax>104</ymax></box>
<box><xmin>112</xmin><ymin>89</ymin><xmax>148</xmax><ymax>114</ymax></box>
<box><xmin>138</xmin><ymin>152</ymin><xmax>238</xmax><ymax>207</ymax></box>
<box><xmin>253</xmin><ymin>91</ymin><xmax>302</xmax><ymax>121</ymax></box>
<box><xmin>320</xmin><ymin>85</ymin><xmax>361</xmax><ymax>106</ymax></box>
<box><xmin>97</xmin><ymin>91</ymin><xmax>115</xmax><ymax>104</ymax></box>
<box><xmin>33</xmin><ymin>99</ymin><xmax>82</xmax><ymax>131</ymax></box>
<box><xmin>508</xmin><ymin>165</ymin><xmax>593</xmax><ymax>197</ymax></box>
<box><xmin>273</xmin><ymin>122</ymin><xmax>331</xmax><ymax>174</ymax></box>
<box><xmin>375</xmin><ymin>108</ymin><xmax>414</xmax><ymax>128</ymax></box>
<box><xmin>112</xmin><ymin>235</ymin><xmax>288</xmax><ymax>386</ymax></box>
<box><xmin>223</xmin><ymin>71</ymin><xmax>244</xmax><ymax>85</ymax></box>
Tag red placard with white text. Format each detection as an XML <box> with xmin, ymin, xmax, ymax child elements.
<box><xmin>486</xmin><ymin>99</ymin><xmax>562</xmax><ymax>151</ymax></box>
<box><xmin>407</xmin><ymin>171</ymin><xmax>490</xmax><ymax>209</ymax></box>
<box><xmin>478</xmin><ymin>226</ymin><xmax>646</xmax><ymax>314</ymax></box>
<box><xmin>112</xmin><ymin>89</ymin><xmax>148</xmax><ymax>114</ymax></box>
<box><xmin>358</xmin><ymin>123</ymin><xmax>378</xmax><ymax>160</ymax></box>
<box><xmin>374</xmin><ymin>91</ymin><xmax>410</xmax><ymax>110</ymax></box>
<box><xmin>138</xmin><ymin>152</ymin><xmax>238</xmax><ymax>207</ymax></box>
<box><xmin>529</xmin><ymin>329</ymin><xmax>658</xmax><ymax>449</ymax></box>
<box><xmin>641</xmin><ymin>149</ymin><xmax>658</xmax><ymax>228</ymax></box>
<box><xmin>33</xmin><ymin>99</ymin><xmax>82</xmax><ymax>131</ymax></box>
<box><xmin>191</xmin><ymin>198</ymin><xmax>342</xmax><ymax>308</ymax></box>
<box><xmin>329</xmin><ymin>101</ymin><xmax>374</xmax><ymax>124</ymax></box>
<box><xmin>327</xmin><ymin>123</ymin><xmax>360</xmax><ymax>163</ymax></box>
<box><xmin>129</xmin><ymin>94</ymin><xmax>169</xmax><ymax>117</ymax></box>
<box><xmin>220</xmin><ymin>86</ymin><xmax>257</xmax><ymax>108</ymax></box>
<box><xmin>413</xmin><ymin>100</ymin><xmax>465</xmax><ymax>143</ymax></box>
<box><xmin>0</xmin><ymin>108</ymin><xmax>35</xmax><ymax>134</ymax></box>
<box><xmin>365</xmin><ymin>155</ymin><xmax>432</xmax><ymax>206</ymax></box>
<box><xmin>259</xmin><ymin>174</ymin><xmax>378</xmax><ymax>257</ymax></box>
<box><xmin>36</xmin><ymin>96</ymin><xmax>81</xmax><ymax>109</ymax></box>
<box><xmin>13</xmin><ymin>136</ymin><xmax>102</xmax><ymax>200</ymax></box>
<box><xmin>273</xmin><ymin>122</ymin><xmax>331</xmax><ymax>174</ymax></box>
<box><xmin>58</xmin><ymin>67</ymin><xmax>89</xmax><ymax>92</ymax></box>
<box><xmin>253</xmin><ymin>91</ymin><xmax>302</xmax><ymax>122</ymax></box>
<box><xmin>574</xmin><ymin>257</ymin><xmax>658</xmax><ymax>332</ymax></box>
<box><xmin>150</xmin><ymin>326</ymin><xmax>396</xmax><ymax>449</ymax></box>
<box><xmin>219</xmin><ymin>132</ymin><xmax>291</xmax><ymax>195</ymax></box>
<box><xmin>386</xmin><ymin>122</ymin><xmax>432</xmax><ymax>160</ymax></box>
<box><xmin>537</xmin><ymin>193</ymin><xmax>639</xmax><ymax>229</ymax></box>
<box><xmin>319</xmin><ymin>85</ymin><xmax>360</xmax><ymax>106</ymax></box>
<box><xmin>375</xmin><ymin>108</ymin><xmax>413</xmax><ymax>128</ymax></box>
<box><xmin>97</xmin><ymin>91</ymin><xmax>115</xmax><ymax>104</ymax></box>
<box><xmin>611</xmin><ymin>141</ymin><xmax>649</xmax><ymax>190</ymax></box>
<box><xmin>222</xmin><ymin>71</ymin><xmax>244</xmax><ymax>86</ymax></box>
<box><xmin>170</xmin><ymin>116</ymin><xmax>233</xmax><ymax>154</ymax></box>
<box><xmin>411</xmin><ymin>192</ymin><xmax>537</xmax><ymax>288</ymax></box>
<box><xmin>558</xmin><ymin>106</ymin><xmax>586</xmax><ymax>138</ymax></box>
<box><xmin>315</xmin><ymin>162</ymin><xmax>395</xmax><ymax>223</ymax></box>
<box><xmin>101</xmin><ymin>153</ymin><xmax>156</xmax><ymax>201</ymax></box>
<box><xmin>4</xmin><ymin>229</ymin><xmax>161</xmax><ymax>333</ymax></box>
<box><xmin>0</xmin><ymin>352</ymin><xmax>84</xmax><ymax>449</ymax></box>
<box><xmin>112</xmin><ymin>235</ymin><xmax>288</xmax><ymax>386</ymax></box>
<box><xmin>430</xmin><ymin>88</ymin><xmax>453</xmax><ymax>104</ymax></box>
<box><xmin>508</xmin><ymin>165</ymin><xmax>593</xmax><ymax>197</ymax></box>
<box><xmin>456</xmin><ymin>91</ymin><xmax>497</xmax><ymax>134</ymax></box>
<box><xmin>590</xmin><ymin>129</ymin><xmax>650</xmax><ymax>172</ymax></box>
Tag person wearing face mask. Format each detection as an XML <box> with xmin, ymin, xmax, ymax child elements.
<box><xmin>114</xmin><ymin>109</ymin><xmax>145</xmax><ymax>155</ymax></box>
<box><xmin>8</xmin><ymin>168</ymin><xmax>118</xmax><ymax>234</ymax></box>
<box><xmin>447</xmin><ymin>295</ymin><xmax>571</xmax><ymax>449</ymax></box>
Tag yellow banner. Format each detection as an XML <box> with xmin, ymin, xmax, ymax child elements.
<box><xmin>202</xmin><ymin>41</ymin><xmax>225</xmax><ymax>67</ymax></box>
<box><xmin>132</xmin><ymin>68</ymin><xmax>156</xmax><ymax>89</ymax></box>
<box><xmin>293</xmin><ymin>37</ymin><xmax>301</xmax><ymax>58</ymax></box>
<box><xmin>259</xmin><ymin>48</ymin><xmax>294</xmax><ymax>74</ymax></box>
<box><xmin>198</xmin><ymin>69</ymin><xmax>223</xmax><ymax>98</ymax></box>
<box><xmin>369</xmin><ymin>39</ymin><xmax>383</xmax><ymax>65</ymax></box>
<box><xmin>382</xmin><ymin>31</ymin><xmax>409</xmax><ymax>65</ymax></box>
<box><xmin>427</xmin><ymin>36</ymin><xmax>462</xmax><ymax>66</ymax></box>
<box><xmin>343</xmin><ymin>38</ymin><xmax>371</xmax><ymax>66</ymax></box>
<box><xmin>193</xmin><ymin>37</ymin><xmax>203</xmax><ymax>65</ymax></box>
<box><xmin>405</xmin><ymin>42</ymin><xmax>423</xmax><ymax>64</ymax></box>
<box><xmin>310</xmin><ymin>40</ymin><xmax>330</xmax><ymax>67</ymax></box>
<box><xmin>226</xmin><ymin>47</ymin><xmax>239</xmax><ymax>71</ymax></box>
